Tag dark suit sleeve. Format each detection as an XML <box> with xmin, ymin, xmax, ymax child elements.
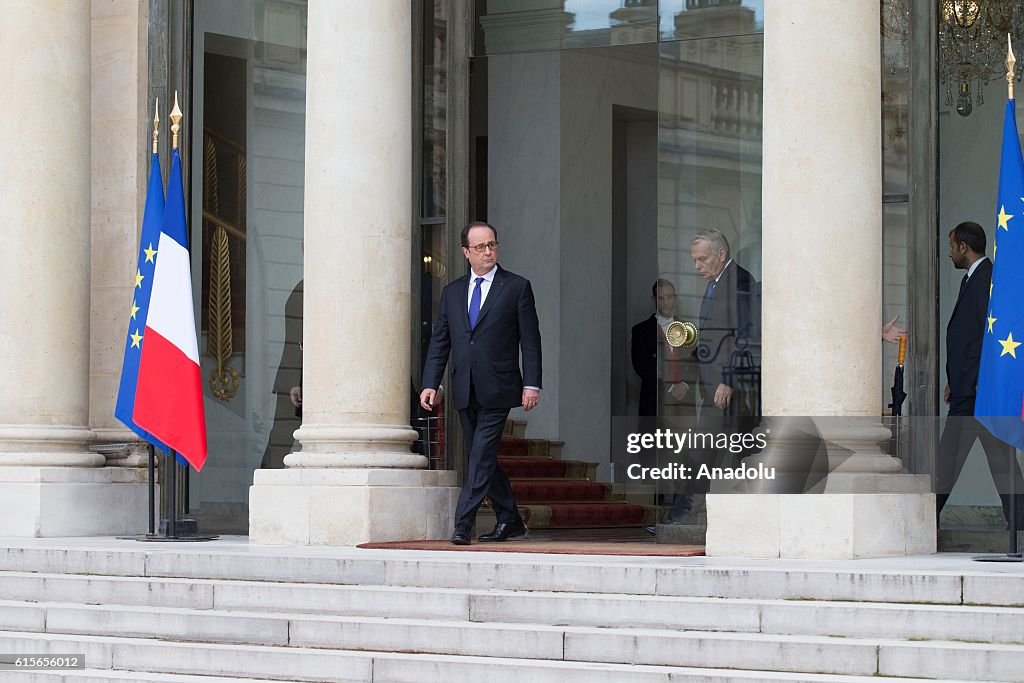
<box><xmin>421</xmin><ymin>287</ymin><xmax>452</xmax><ymax>390</ymax></box>
<box><xmin>518</xmin><ymin>281</ymin><xmax>543</xmax><ymax>389</ymax></box>
<box><xmin>631</xmin><ymin>323</ymin><xmax>646</xmax><ymax>379</ymax></box>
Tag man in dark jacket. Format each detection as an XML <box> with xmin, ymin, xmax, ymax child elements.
<box><xmin>420</xmin><ymin>221</ymin><xmax>542</xmax><ymax>545</ymax></box>
<box><xmin>937</xmin><ymin>221</ymin><xmax>1024</xmax><ymax>528</ymax></box>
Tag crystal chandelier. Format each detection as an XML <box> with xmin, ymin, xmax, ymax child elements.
<box><xmin>938</xmin><ymin>0</ymin><xmax>1024</xmax><ymax>116</ymax></box>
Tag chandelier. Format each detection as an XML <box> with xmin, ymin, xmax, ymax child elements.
<box><xmin>938</xmin><ymin>0</ymin><xmax>1024</xmax><ymax>116</ymax></box>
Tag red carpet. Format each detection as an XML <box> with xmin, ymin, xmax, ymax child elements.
<box><xmin>486</xmin><ymin>424</ymin><xmax>661</xmax><ymax>530</ymax></box>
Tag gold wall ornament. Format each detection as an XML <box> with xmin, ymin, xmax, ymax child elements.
<box><xmin>203</xmin><ymin>131</ymin><xmax>240</xmax><ymax>401</ymax></box>
<box><xmin>207</xmin><ymin>224</ymin><xmax>239</xmax><ymax>400</ymax></box>
<box><xmin>666</xmin><ymin>320</ymin><xmax>698</xmax><ymax>349</ymax></box>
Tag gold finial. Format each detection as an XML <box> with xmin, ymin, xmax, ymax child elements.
<box><xmin>152</xmin><ymin>97</ymin><xmax>160</xmax><ymax>154</ymax></box>
<box><xmin>170</xmin><ymin>91</ymin><xmax>183</xmax><ymax>150</ymax></box>
<box><xmin>1008</xmin><ymin>34</ymin><xmax>1016</xmax><ymax>101</ymax></box>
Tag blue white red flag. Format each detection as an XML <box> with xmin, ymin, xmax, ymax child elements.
<box><xmin>133</xmin><ymin>148</ymin><xmax>208</xmax><ymax>470</ymax></box>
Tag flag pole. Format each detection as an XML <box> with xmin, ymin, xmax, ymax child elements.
<box><xmin>973</xmin><ymin>36</ymin><xmax>1022</xmax><ymax>562</ymax></box>
<box><xmin>1009</xmin><ymin>38</ymin><xmax>1020</xmax><ymax>557</ymax></box>
<box><xmin>149</xmin><ymin>100</ymin><xmax>159</xmax><ymax>537</ymax></box>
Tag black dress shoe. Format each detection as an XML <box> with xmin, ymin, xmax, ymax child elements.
<box><xmin>451</xmin><ymin>528</ymin><xmax>471</xmax><ymax>545</ymax></box>
<box><xmin>478</xmin><ymin>520</ymin><xmax>527</xmax><ymax>542</ymax></box>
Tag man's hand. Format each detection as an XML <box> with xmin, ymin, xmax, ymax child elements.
<box><xmin>289</xmin><ymin>386</ymin><xmax>302</xmax><ymax>409</ymax></box>
<box><xmin>668</xmin><ymin>382</ymin><xmax>689</xmax><ymax>401</ymax></box>
<box><xmin>944</xmin><ymin>384</ymin><xmax>951</xmax><ymax>405</ymax></box>
<box><xmin>714</xmin><ymin>383</ymin><xmax>733</xmax><ymax>410</ymax></box>
<box><xmin>522</xmin><ymin>388</ymin><xmax>540</xmax><ymax>411</ymax></box>
<box><xmin>420</xmin><ymin>388</ymin><xmax>439</xmax><ymax>411</ymax></box>
<box><xmin>882</xmin><ymin>314</ymin><xmax>908</xmax><ymax>344</ymax></box>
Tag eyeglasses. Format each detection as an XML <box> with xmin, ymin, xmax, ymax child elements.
<box><xmin>467</xmin><ymin>241</ymin><xmax>499</xmax><ymax>253</ymax></box>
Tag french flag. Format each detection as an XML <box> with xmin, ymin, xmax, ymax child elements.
<box><xmin>133</xmin><ymin>147</ymin><xmax>208</xmax><ymax>470</ymax></box>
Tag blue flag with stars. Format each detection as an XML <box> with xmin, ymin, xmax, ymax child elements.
<box><xmin>114</xmin><ymin>152</ymin><xmax>170</xmax><ymax>454</ymax></box>
<box><xmin>976</xmin><ymin>99</ymin><xmax>1024</xmax><ymax>450</ymax></box>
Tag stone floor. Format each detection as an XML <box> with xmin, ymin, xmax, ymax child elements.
<box><xmin>1</xmin><ymin>534</ymin><xmax>1021</xmax><ymax>574</ymax></box>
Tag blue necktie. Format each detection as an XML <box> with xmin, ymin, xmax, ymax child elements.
<box><xmin>700</xmin><ymin>280</ymin><xmax>717</xmax><ymax>322</ymax></box>
<box><xmin>469</xmin><ymin>276</ymin><xmax>484</xmax><ymax>329</ymax></box>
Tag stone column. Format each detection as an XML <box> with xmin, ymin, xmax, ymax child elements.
<box><xmin>249</xmin><ymin>0</ymin><xmax>458</xmax><ymax>545</ymax></box>
<box><xmin>0</xmin><ymin>1</ymin><xmax>146</xmax><ymax>536</ymax></box>
<box><xmin>90</xmin><ymin>0</ymin><xmax>152</xmax><ymax>470</ymax></box>
<box><xmin>705</xmin><ymin>1</ymin><xmax>934</xmax><ymax>558</ymax></box>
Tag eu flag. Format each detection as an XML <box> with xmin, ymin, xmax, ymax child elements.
<box><xmin>976</xmin><ymin>99</ymin><xmax>1024</xmax><ymax>450</ymax></box>
<box><xmin>114</xmin><ymin>151</ymin><xmax>170</xmax><ymax>454</ymax></box>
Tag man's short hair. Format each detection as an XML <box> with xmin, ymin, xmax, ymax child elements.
<box><xmin>652</xmin><ymin>278</ymin><xmax>676</xmax><ymax>297</ymax></box>
<box><xmin>461</xmin><ymin>221</ymin><xmax>498</xmax><ymax>248</ymax></box>
<box><xmin>949</xmin><ymin>221</ymin><xmax>986</xmax><ymax>255</ymax></box>
<box><xmin>691</xmin><ymin>228</ymin><xmax>731</xmax><ymax>258</ymax></box>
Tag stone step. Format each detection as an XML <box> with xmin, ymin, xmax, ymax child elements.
<box><xmin>3</xmin><ymin>572</ymin><xmax>1023</xmax><ymax>645</ymax></box>
<box><xmin>0</xmin><ymin>631</ymin><xmax>1006</xmax><ymax>683</ymax></box>
<box><xmin>3</xmin><ymin>600</ymin><xmax>1024</xmax><ymax>678</ymax></box>
<box><xmin>5</xmin><ymin>543</ymin><xmax>1023</xmax><ymax>607</ymax></box>
<box><xmin>10</xmin><ymin>672</ymin><xmax>269</xmax><ymax>683</ymax></box>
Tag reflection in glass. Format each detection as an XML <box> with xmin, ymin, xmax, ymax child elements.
<box><xmin>882</xmin><ymin>0</ymin><xmax>910</xmax><ymax>197</ymax></box>
<box><xmin>191</xmin><ymin>1</ymin><xmax>307</xmax><ymax>533</ymax></box>
<box><xmin>475</xmin><ymin>1</ymin><xmax>764</xmax><ymax>55</ymax></box>
<box><xmin>476</xmin><ymin>0</ymin><xmax>657</xmax><ymax>54</ymax></box>
<box><xmin>657</xmin><ymin>32</ymin><xmax>763</xmax><ymax>514</ymax></box>
<box><xmin>660</xmin><ymin>0</ymin><xmax>763</xmax><ymax>42</ymax></box>
<box><xmin>423</xmin><ymin>0</ymin><xmax>448</xmax><ymax>218</ymax></box>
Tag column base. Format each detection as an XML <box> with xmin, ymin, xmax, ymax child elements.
<box><xmin>705</xmin><ymin>490</ymin><xmax>937</xmax><ymax>559</ymax></box>
<box><xmin>0</xmin><ymin>467</ymin><xmax>151</xmax><ymax>537</ymax></box>
<box><xmin>249</xmin><ymin>468</ymin><xmax>460</xmax><ymax>545</ymax></box>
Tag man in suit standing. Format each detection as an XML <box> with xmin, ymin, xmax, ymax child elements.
<box><xmin>631</xmin><ymin>279</ymin><xmax>694</xmax><ymax>418</ymax></box>
<box><xmin>937</xmin><ymin>221</ymin><xmax>1024</xmax><ymax>529</ymax></box>
<box><xmin>676</xmin><ymin>229</ymin><xmax>760</xmax><ymax>516</ymax></box>
<box><xmin>691</xmin><ymin>229</ymin><xmax>758</xmax><ymax>418</ymax></box>
<box><xmin>420</xmin><ymin>221</ymin><xmax>543</xmax><ymax>545</ymax></box>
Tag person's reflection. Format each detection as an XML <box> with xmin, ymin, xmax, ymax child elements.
<box><xmin>631</xmin><ymin>278</ymin><xmax>696</xmax><ymax>419</ymax></box>
<box><xmin>632</xmin><ymin>278</ymin><xmax>697</xmax><ymax>531</ymax></box>
<box><xmin>262</xmin><ymin>278</ymin><xmax>303</xmax><ymax>469</ymax></box>
<box><xmin>679</xmin><ymin>229</ymin><xmax>761</xmax><ymax>519</ymax></box>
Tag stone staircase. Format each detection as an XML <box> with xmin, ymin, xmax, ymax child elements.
<box><xmin>0</xmin><ymin>540</ymin><xmax>1022</xmax><ymax>681</ymax></box>
<box><xmin>477</xmin><ymin>421</ymin><xmax>660</xmax><ymax>530</ymax></box>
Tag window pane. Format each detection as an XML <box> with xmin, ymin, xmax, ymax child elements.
<box><xmin>191</xmin><ymin>0</ymin><xmax>307</xmax><ymax>533</ymax></box>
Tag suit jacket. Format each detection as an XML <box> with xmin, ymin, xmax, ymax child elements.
<box><xmin>421</xmin><ymin>265</ymin><xmax>542</xmax><ymax>411</ymax></box>
<box><xmin>694</xmin><ymin>260</ymin><xmax>758</xmax><ymax>406</ymax></box>
<box><xmin>946</xmin><ymin>258</ymin><xmax>992</xmax><ymax>401</ymax></box>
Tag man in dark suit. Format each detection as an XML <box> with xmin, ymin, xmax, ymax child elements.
<box><xmin>673</xmin><ymin>229</ymin><xmax>760</xmax><ymax>518</ymax></box>
<box><xmin>631</xmin><ymin>279</ymin><xmax>695</xmax><ymax>418</ymax></box>
<box><xmin>937</xmin><ymin>221</ymin><xmax>1024</xmax><ymax>529</ymax></box>
<box><xmin>420</xmin><ymin>221</ymin><xmax>542</xmax><ymax>545</ymax></box>
<box><xmin>690</xmin><ymin>229</ymin><xmax>758</xmax><ymax>419</ymax></box>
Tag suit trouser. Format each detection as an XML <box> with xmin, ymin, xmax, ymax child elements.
<box><xmin>453</xmin><ymin>387</ymin><xmax>518</xmax><ymax>530</ymax></box>
<box><xmin>936</xmin><ymin>396</ymin><xmax>1024</xmax><ymax>526</ymax></box>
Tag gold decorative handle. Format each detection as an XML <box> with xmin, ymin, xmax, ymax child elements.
<box><xmin>666</xmin><ymin>320</ymin><xmax>698</xmax><ymax>349</ymax></box>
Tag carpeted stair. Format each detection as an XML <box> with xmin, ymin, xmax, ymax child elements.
<box><xmin>477</xmin><ymin>422</ymin><xmax>660</xmax><ymax>530</ymax></box>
